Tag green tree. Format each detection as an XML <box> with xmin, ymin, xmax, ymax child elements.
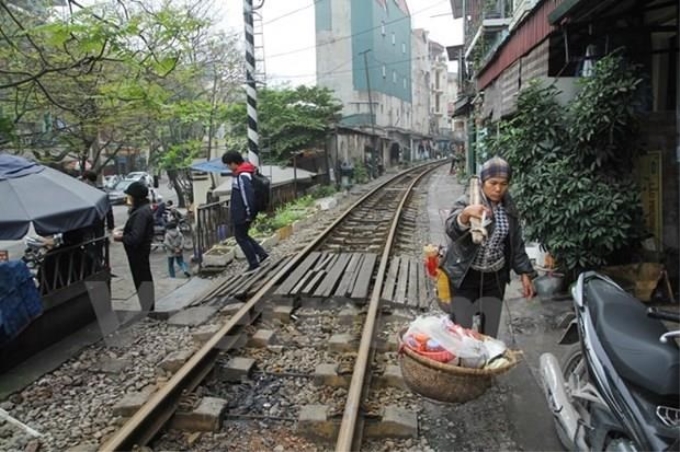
<box><xmin>150</xmin><ymin>30</ymin><xmax>243</xmax><ymax>207</ymax></box>
<box><xmin>223</xmin><ymin>85</ymin><xmax>343</xmax><ymax>162</ymax></box>
<box><xmin>0</xmin><ymin>0</ymin><xmax>208</xmax><ymax>172</ymax></box>
<box><xmin>488</xmin><ymin>53</ymin><xmax>647</xmax><ymax>273</ymax></box>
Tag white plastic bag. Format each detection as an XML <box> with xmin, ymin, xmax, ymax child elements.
<box><xmin>405</xmin><ymin>316</ymin><xmax>488</xmax><ymax>366</ymax></box>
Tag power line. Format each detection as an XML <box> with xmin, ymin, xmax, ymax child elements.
<box><xmin>270</xmin><ymin>55</ymin><xmax>427</xmax><ymax>80</ymax></box>
<box><xmin>267</xmin><ymin>0</ymin><xmax>449</xmax><ymax>60</ymax></box>
<box><xmin>226</xmin><ymin>0</ymin><xmax>320</xmax><ymax>38</ymax></box>
<box><xmin>263</xmin><ymin>0</ymin><xmax>320</xmax><ymax>26</ymax></box>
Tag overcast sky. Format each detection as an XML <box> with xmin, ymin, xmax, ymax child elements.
<box><xmin>218</xmin><ymin>0</ymin><xmax>464</xmax><ymax>86</ymax></box>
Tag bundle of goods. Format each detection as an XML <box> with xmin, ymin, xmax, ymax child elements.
<box><xmin>398</xmin><ymin>315</ymin><xmax>520</xmax><ymax>403</ymax></box>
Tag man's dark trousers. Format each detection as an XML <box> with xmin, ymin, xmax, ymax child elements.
<box><xmin>233</xmin><ymin>221</ymin><xmax>267</xmax><ymax>269</ymax></box>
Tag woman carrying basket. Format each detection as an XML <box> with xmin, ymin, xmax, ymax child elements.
<box><xmin>441</xmin><ymin>156</ymin><xmax>536</xmax><ymax>338</ymax></box>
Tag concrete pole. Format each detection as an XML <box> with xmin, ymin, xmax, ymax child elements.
<box><xmin>244</xmin><ymin>0</ymin><xmax>260</xmax><ymax>167</ymax></box>
<box><xmin>360</xmin><ymin>49</ymin><xmax>378</xmax><ymax>178</ymax></box>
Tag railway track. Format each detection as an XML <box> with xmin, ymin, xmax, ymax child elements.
<box><xmin>100</xmin><ymin>161</ymin><xmax>445</xmax><ymax>452</ymax></box>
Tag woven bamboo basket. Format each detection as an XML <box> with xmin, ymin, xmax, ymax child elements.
<box><xmin>397</xmin><ymin>329</ymin><xmax>521</xmax><ymax>404</ymax></box>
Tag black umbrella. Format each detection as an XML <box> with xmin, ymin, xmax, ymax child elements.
<box><xmin>0</xmin><ymin>153</ymin><xmax>110</xmax><ymax>240</ymax></box>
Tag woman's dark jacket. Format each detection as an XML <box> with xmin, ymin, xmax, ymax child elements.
<box><xmin>122</xmin><ymin>204</ymin><xmax>154</xmax><ymax>256</ymax></box>
<box><xmin>441</xmin><ymin>193</ymin><xmax>537</xmax><ymax>289</ymax></box>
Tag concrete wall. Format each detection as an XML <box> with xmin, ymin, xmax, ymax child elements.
<box><xmin>316</xmin><ymin>0</ymin><xmax>354</xmax><ymax>110</ymax></box>
<box><xmin>411</xmin><ymin>29</ymin><xmax>431</xmax><ymax>136</ymax></box>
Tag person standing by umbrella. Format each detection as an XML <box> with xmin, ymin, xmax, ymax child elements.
<box><xmin>114</xmin><ymin>181</ymin><xmax>155</xmax><ymax>312</ymax></box>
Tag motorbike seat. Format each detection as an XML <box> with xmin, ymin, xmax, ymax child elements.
<box><xmin>586</xmin><ymin>277</ymin><xmax>680</xmax><ymax>396</ymax></box>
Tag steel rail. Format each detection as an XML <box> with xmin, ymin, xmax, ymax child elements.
<box><xmin>335</xmin><ymin>162</ymin><xmax>442</xmax><ymax>452</ymax></box>
<box><xmin>100</xmin><ymin>161</ymin><xmax>442</xmax><ymax>452</ymax></box>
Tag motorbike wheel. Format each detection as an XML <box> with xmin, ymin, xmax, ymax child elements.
<box><xmin>182</xmin><ymin>230</ymin><xmax>193</xmax><ymax>251</ymax></box>
<box><xmin>554</xmin><ymin>343</ymin><xmax>587</xmax><ymax>451</ymax></box>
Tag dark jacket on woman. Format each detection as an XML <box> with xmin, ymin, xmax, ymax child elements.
<box><xmin>441</xmin><ymin>192</ymin><xmax>537</xmax><ymax>289</ymax></box>
<box><xmin>122</xmin><ymin>204</ymin><xmax>154</xmax><ymax>254</ymax></box>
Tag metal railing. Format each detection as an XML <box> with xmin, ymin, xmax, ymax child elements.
<box><xmin>37</xmin><ymin>236</ymin><xmax>110</xmax><ymax>296</ymax></box>
<box><xmin>195</xmin><ymin>181</ymin><xmax>306</xmax><ymax>262</ymax></box>
<box><xmin>195</xmin><ymin>200</ymin><xmax>232</xmax><ymax>258</ymax></box>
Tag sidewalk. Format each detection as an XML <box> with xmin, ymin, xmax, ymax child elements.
<box><xmin>425</xmin><ymin>165</ymin><xmax>566</xmax><ymax>451</ymax></box>
<box><xmin>109</xmin><ymin>241</ymin><xmax>189</xmax><ymax>312</ymax></box>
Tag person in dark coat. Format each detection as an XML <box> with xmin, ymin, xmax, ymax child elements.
<box><xmin>114</xmin><ymin>181</ymin><xmax>155</xmax><ymax>312</ymax></box>
<box><xmin>440</xmin><ymin>157</ymin><xmax>536</xmax><ymax>337</ymax></box>
<box><xmin>221</xmin><ymin>151</ymin><xmax>268</xmax><ymax>272</ymax></box>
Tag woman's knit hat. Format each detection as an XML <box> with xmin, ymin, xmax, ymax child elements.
<box><xmin>480</xmin><ymin>156</ymin><xmax>512</xmax><ymax>183</ymax></box>
<box><xmin>124</xmin><ymin>181</ymin><xmax>149</xmax><ymax>199</ymax></box>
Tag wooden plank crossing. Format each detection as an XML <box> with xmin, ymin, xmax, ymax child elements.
<box><xmin>381</xmin><ymin>255</ymin><xmax>432</xmax><ymax>310</ymax></box>
<box><xmin>274</xmin><ymin>252</ymin><xmax>379</xmax><ymax>301</ymax></box>
<box><xmin>212</xmin><ymin>256</ymin><xmax>293</xmax><ymax>304</ymax></box>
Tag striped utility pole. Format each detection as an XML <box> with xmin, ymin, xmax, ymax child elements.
<box><xmin>244</xmin><ymin>0</ymin><xmax>260</xmax><ymax>167</ymax></box>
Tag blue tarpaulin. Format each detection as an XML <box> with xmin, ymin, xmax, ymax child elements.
<box><xmin>191</xmin><ymin>158</ymin><xmax>232</xmax><ymax>174</ymax></box>
<box><xmin>0</xmin><ymin>260</ymin><xmax>43</xmax><ymax>346</ymax></box>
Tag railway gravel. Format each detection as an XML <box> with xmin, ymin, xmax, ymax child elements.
<box><xmin>0</xmin><ymin>177</ymin><xmax>390</xmax><ymax>452</ymax></box>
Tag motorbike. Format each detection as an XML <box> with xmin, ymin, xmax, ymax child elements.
<box><xmin>150</xmin><ymin>209</ymin><xmax>193</xmax><ymax>252</ymax></box>
<box><xmin>540</xmin><ymin>271</ymin><xmax>680</xmax><ymax>451</ymax></box>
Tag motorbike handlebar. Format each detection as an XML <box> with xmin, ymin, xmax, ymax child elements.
<box><xmin>646</xmin><ymin>307</ymin><xmax>680</xmax><ymax>323</ymax></box>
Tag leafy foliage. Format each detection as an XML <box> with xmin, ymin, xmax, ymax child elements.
<box><xmin>488</xmin><ymin>53</ymin><xmax>647</xmax><ymax>272</ymax></box>
<box><xmin>223</xmin><ymin>85</ymin><xmax>343</xmax><ymax>162</ymax></box>
<box><xmin>569</xmin><ymin>54</ymin><xmax>643</xmax><ymax>172</ymax></box>
<box><xmin>0</xmin><ymin>0</ymin><xmax>243</xmax><ymax>207</ymax></box>
<box><xmin>0</xmin><ymin>0</ymin><xmax>209</xmax><ymax>170</ymax></box>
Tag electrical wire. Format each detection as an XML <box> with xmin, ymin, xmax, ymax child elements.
<box><xmin>263</xmin><ymin>0</ymin><xmax>321</xmax><ymax>26</ymax></box>
<box><xmin>269</xmin><ymin>55</ymin><xmax>427</xmax><ymax>79</ymax></box>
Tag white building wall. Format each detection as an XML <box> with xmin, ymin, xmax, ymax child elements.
<box><xmin>428</xmin><ymin>42</ymin><xmax>449</xmax><ymax>135</ymax></box>
<box><xmin>411</xmin><ymin>29</ymin><xmax>430</xmax><ymax>137</ymax></box>
<box><xmin>316</xmin><ymin>0</ymin><xmax>354</xmax><ymax>116</ymax></box>
<box><xmin>445</xmin><ymin>72</ymin><xmax>459</xmax><ymax>130</ymax></box>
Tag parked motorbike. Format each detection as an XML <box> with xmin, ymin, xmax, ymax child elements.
<box><xmin>540</xmin><ymin>271</ymin><xmax>680</xmax><ymax>451</ymax></box>
<box><xmin>150</xmin><ymin>210</ymin><xmax>193</xmax><ymax>252</ymax></box>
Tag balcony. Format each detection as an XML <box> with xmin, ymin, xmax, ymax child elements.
<box><xmin>464</xmin><ymin>12</ymin><xmax>511</xmax><ymax>62</ymax></box>
<box><xmin>509</xmin><ymin>0</ymin><xmax>537</xmax><ymax>30</ymax></box>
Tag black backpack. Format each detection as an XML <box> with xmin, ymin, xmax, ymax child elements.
<box><xmin>250</xmin><ymin>171</ymin><xmax>271</xmax><ymax>215</ymax></box>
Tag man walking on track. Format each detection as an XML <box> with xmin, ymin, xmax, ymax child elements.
<box><xmin>222</xmin><ymin>151</ymin><xmax>269</xmax><ymax>272</ymax></box>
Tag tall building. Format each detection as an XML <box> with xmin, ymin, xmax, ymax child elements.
<box><xmin>410</xmin><ymin>29</ymin><xmax>431</xmax><ymax>139</ymax></box>
<box><xmin>316</xmin><ymin>0</ymin><xmax>416</xmax><ymax>167</ymax></box>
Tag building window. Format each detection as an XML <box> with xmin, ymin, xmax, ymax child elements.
<box><xmin>403</xmin><ymin>78</ymin><xmax>407</xmax><ymax>89</ymax></box>
<box><xmin>392</xmin><ymin>33</ymin><xmax>396</xmax><ymax>45</ymax></box>
<box><xmin>381</xmin><ymin>21</ymin><xmax>386</xmax><ymax>36</ymax></box>
<box><xmin>393</xmin><ymin>71</ymin><xmax>397</xmax><ymax>83</ymax></box>
<box><xmin>382</xmin><ymin>65</ymin><xmax>386</xmax><ymax>78</ymax></box>
<box><xmin>402</xmin><ymin>42</ymin><xmax>406</xmax><ymax>54</ymax></box>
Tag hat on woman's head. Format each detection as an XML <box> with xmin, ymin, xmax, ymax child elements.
<box><xmin>124</xmin><ymin>181</ymin><xmax>149</xmax><ymax>199</ymax></box>
<box><xmin>480</xmin><ymin>156</ymin><xmax>512</xmax><ymax>183</ymax></box>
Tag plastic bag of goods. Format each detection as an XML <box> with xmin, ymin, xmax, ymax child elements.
<box><xmin>403</xmin><ymin>315</ymin><xmax>508</xmax><ymax>369</ymax></box>
<box><xmin>403</xmin><ymin>332</ymin><xmax>459</xmax><ymax>365</ymax></box>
